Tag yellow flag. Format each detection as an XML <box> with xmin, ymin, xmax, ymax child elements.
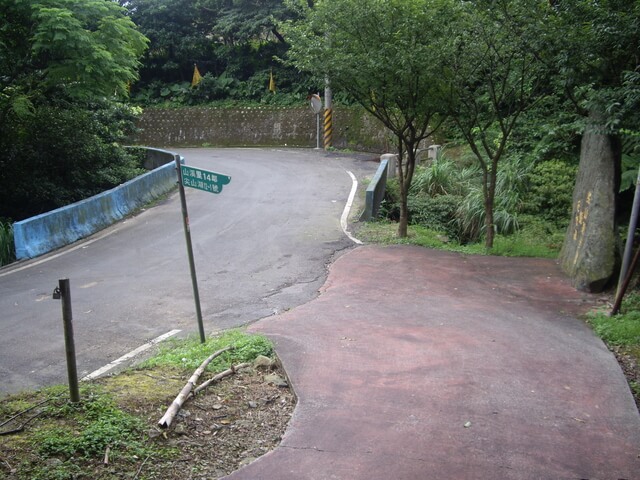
<box><xmin>269</xmin><ymin>70</ymin><xmax>276</xmax><ymax>93</ymax></box>
<box><xmin>192</xmin><ymin>65</ymin><xmax>202</xmax><ymax>87</ymax></box>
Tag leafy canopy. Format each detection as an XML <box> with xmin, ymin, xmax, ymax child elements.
<box><xmin>1</xmin><ymin>0</ymin><xmax>148</xmax><ymax>103</ymax></box>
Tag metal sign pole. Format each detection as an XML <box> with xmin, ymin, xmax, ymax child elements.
<box><xmin>175</xmin><ymin>154</ymin><xmax>206</xmax><ymax>343</ymax></box>
<box><xmin>310</xmin><ymin>93</ymin><xmax>323</xmax><ymax>150</ymax></box>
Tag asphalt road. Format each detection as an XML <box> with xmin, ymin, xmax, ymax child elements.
<box><xmin>0</xmin><ymin>148</ymin><xmax>378</xmax><ymax>396</ymax></box>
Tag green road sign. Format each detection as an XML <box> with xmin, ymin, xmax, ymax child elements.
<box><xmin>180</xmin><ymin>165</ymin><xmax>231</xmax><ymax>194</ymax></box>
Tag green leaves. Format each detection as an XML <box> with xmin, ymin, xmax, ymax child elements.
<box><xmin>27</xmin><ymin>0</ymin><xmax>148</xmax><ymax>100</ymax></box>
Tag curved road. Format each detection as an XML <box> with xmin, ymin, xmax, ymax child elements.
<box><xmin>0</xmin><ymin>148</ymin><xmax>378</xmax><ymax>395</ymax></box>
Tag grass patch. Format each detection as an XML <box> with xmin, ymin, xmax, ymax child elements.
<box><xmin>1</xmin><ymin>384</ymin><xmax>165</xmax><ymax>480</ymax></box>
<box><xmin>0</xmin><ymin>330</ymin><xmax>275</xmax><ymax>480</ymax></box>
<box><xmin>356</xmin><ymin>221</ymin><xmax>561</xmax><ymax>258</ymax></box>
<box><xmin>140</xmin><ymin>329</ymin><xmax>273</xmax><ymax>371</ymax></box>
<box><xmin>587</xmin><ymin>293</ymin><xmax>640</xmax><ymax>346</ymax></box>
<box><xmin>586</xmin><ymin>294</ymin><xmax>640</xmax><ymax>410</ymax></box>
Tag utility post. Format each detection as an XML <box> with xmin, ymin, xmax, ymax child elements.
<box><xmin>323</xmin><ymin>78</ymin><xmax>333</xmax><ymax>150</ymax></box>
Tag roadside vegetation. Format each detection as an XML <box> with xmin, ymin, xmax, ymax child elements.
<box><xmin>0</xmin><ymin>330</ymin><xmax>291</xmax><ymax>480</ymax></box>
<box><xmin>0</xmin><ymin>220</ymin><xmax>14</xmax><ymax>267</ymax></box>
<box><xmin>358</xmin><ymin>144</ymin><xmax>575</xmax><ymax>258</ymax></box>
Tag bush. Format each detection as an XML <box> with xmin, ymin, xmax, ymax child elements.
<box><xmin>0</xmin><ymin>220</ymin><xmax>14</xmax><ymax>266</ymax></box>
<box><xmin>522</xmin><ymin>159</ymin><xmax>577</xmax><ymax>228</ymax></box>
<box><xmin>408</xmin><ymin>194</ymin><xmax>462</xmax><ymax>239</ymax></box>
<box><xmin>454</xmin><ymin>155</ymin><xmax>531</xmax><ymax>243</ymax></box>
<box><xmin>0</xmin><ymin>101</ymin><xmax>144</xmax><ymax>221</ymax></box>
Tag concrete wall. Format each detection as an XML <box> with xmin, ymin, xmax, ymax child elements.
<box><xmin>361</xmin><ymin>158</ymin><xmax>390</xmax><ymax>221</ymax></box>
<box><xmin>13</xmin><ymin>148</ymin><xmax>179</xmax><ymax>260</ymax></box>
<box><xmin>133</xmin><ymin>106</ymin><xmax>391</xmax><ymax>152</ymax></box>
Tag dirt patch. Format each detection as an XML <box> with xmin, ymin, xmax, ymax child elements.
<box><xmin>116</xmin><ymin>365</ymin><xmax>294</xmax><ymax>479</ymax></box>
<box><xmin>0</xmin><ymin>364</ymin><xmax>295</xmax><ymax>480</ymax></box>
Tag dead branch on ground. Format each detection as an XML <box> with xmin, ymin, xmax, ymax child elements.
<box><xmin>158</xmin><ymin>346</ymin><xmax>233</xmax><ymax>429</ymax></box>
<box><xmin>193</xmin><ymin>362</ymin><xmax>251</xmax><ymax>395</ymax></box>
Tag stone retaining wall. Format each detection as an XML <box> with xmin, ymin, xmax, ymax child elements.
<box><xmin>133</xmin><ymin>106</ymin><xmax>390</xmax><ymax>152</ymax></box>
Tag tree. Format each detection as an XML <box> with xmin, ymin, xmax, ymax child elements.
<box><xmin>286</xmin><ymin>0</ymin><xmax>457</xmax><ymax>237</ymax></box>
<box><xmin>0</xmin><ymin>0</ymin><xmax>148</xmax><ymax>220</ymax></box>
<box><xmin>122</xmin><ymin>0</ymin><xmax>215</xmax><ymax>84</ymax></box>
<box><xmin>199</xmin><ymin>0</ymin><xmax>294</xmax><ymax>45</ymax></box>
<box><xmin>1</xmin><ymin>0</ymin><xmax>147</xmax><ymax>106</ymax></box>
<box><xmin>124</xmin><ymin>0</ymin><xmax>304</xmax><ymax>99</ymax></box>
<box><xmin>550</xmin><ymin>0</ymin><xmax>640</xmax><ymax>291</ymax></box>
<box><xmin>443</xmin><ymin>0</ymin><xmax>552</xmax><ymax>249</ymax></box>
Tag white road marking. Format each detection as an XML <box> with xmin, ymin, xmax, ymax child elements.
<box><xmin>342</xmin><ymin>171</ymin><xmax>363</xmax><ymax>245</ymax></box>
<box><xmin>81</xmin><ymin>329</ymin><xmax>181</xmax><ymax>381</ymax></box>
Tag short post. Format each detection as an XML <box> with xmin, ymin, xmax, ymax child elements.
<box><xmin>55</xmin><ymin>279</ymin><xmax>80</xmax><ymax>403</ymax></box>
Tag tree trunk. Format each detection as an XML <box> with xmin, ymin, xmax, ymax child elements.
<box><xmin>397</xmin><ymin>145</ymin><xmax>418</xmax><ymax>238</ymax></box>
<box><xmin>559</xmin><ymin>110</ymin><xmax>620</xmax><ymax>292</ymax></box>
<box><xmin>398</xmin><ymin>195</ymin><xmax>409</xmax><ymax>237</ymax></box>
<box><xmin>396</xmin><ymin>139</ymin><xmax>409</xmax><ymax>238</ymax></box>
<box><xmin>484</xmin><ymin>162</ymin><xmax>498</xmax><ymax>249</ymax></box>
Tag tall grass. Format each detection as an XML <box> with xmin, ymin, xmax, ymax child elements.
<box><xmin>0</xmin><ymin>220</ymin><xmax>15</xmax><ymax>266</ymax></box>
<box><xmin>456</xmin><ymin>155</ymin><xmax>532</xmax><ymax>243</ymax></box>
<box><xmin>407</xmin><ymin>151</ymin><xmax>532</xmax><ymax>243</ymax></box>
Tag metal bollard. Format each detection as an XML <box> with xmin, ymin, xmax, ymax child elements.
<box><xmin>53</xmin><ymin>279</ymin><xmax>80</xmax><ymax>403</ymax></box>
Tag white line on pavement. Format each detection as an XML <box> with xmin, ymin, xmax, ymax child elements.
<box><xmin>342</xmin><ymin>171</ymin><xmax>363</xmax><ymax>245</ymax></box>
<box><xmin>82</xmin><ymin>329</ymin><xmax>182</xmax><ymax>381</ymax></box>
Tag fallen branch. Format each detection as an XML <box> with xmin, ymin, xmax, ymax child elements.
<box><xmin>158</xmin><ymin>346</ymin><xmax>233</xmax><ymax>429</ymax></box>
<box><xmin>0</xmin><ymin>409</ymin><xmax>47</xmax><ymax>436</ymax></box>
<box><xmin>103</xmin><ymin>445</ymin><xmax>110</xmax><ymax>465</ymax></box>
<box><xmin>0</xmin><ymin>398</ymin><xmax>50</xmax><ymax>430</ymax></box>
<box><xmin>133</xmin><ymin>454</ymin><xmax>151</xmax><ymax>480</ymax></box>
<box><xmin>193</xmin><ymin>362</ymin><xmax>251</xmax><ymax>395</ymax></box>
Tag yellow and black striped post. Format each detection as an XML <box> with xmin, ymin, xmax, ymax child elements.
<box><xmin>323</xmin><ymin>108</ymin><xmax>333</xmax><ymax>150</ymax></box>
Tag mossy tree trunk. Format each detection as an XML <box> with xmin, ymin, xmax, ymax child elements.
<box><xmin>559</xmin><ymin>111</ymin><xmax>620</xmax><ymax>292</ymax></box>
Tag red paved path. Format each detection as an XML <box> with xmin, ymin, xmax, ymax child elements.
<box><xmin>225</xmin><ymin>245</ymin><xmax>640</xmax><ymax>479</ymax></box>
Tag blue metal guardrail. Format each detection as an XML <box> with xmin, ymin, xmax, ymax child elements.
<box><xmin>13</xmin><ymin>147</ymin><xmax>181</xmax><ymax>260</ymax></box>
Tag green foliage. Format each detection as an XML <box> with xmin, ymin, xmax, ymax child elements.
<box><xmin>357</xmin><ymin>221</ymin><xmax>561</xmax><ymax>259</ymax></box>
<box><xmin>0</xmin><ymin>101</ymin><xmax>145</xmax><ymax>220</ymax></box>
<box><xmin>0</xmin><ymin>219</ymin><xmax>15</xmax><ymax>266</ymax></box>
<box><xmin>454</xmin><ymin>154</ymin><xmax>531</xmax><ymax>243</ymax></box>
<box><xmin>383</xmin><ymin>149</ymin><xmax>536</xmax><ymax>245</ymax></box>
<box><xmin>407</xmin><ymin>194</ymin><xmax>462</xmax><ymax>240</ymax></box>
<box><xmin>142</xmin><ymin>329</ymin><xmax>273</xmax><ymax>372</ymax></box>
<box><xmin>549</xmin><ymin>0</ymin><xmax>640</xmax><ymax>136</ymax></box>
<box><xmin>588</xmin><ymin>294</ymin><xmax>640</xmax><ymax>347</ymax></box>
<box><xmin>30</xmin><ymin>388</ymin><xmax>146</xmax><ymax>463</ymax></box>
<box><xmin>410</xmin><ymin>156</ymin><xmax>478</xmax><ymax>198</ymax></box>
<box><xmin>1</xmin><ymin>0</ymin><xmax>148</xmax><ymax>103</ymax></box>
<box><xmin>125</xmin><ymin>0</ymin><xmax>306</xmax><ymax>103</ymax></box>
<box><xmin>0</xmin><ymin>0</ymin><xmax>148</xmax><ymax>221</ymax></box>
<box><xmin>522</xmin><ymin>159</ymin><xmax>577</xmax><ymax>227</ymax></box>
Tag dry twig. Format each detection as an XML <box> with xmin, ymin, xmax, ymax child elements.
<box><xmin>158</xmin><ymin>346</ymin><xmax>233</xmax><ymax>428</ymax></box>
<box><xmin>193</xmin><ymin>362</ymin><xmax>251</xmax><ymax>395</ymax></box>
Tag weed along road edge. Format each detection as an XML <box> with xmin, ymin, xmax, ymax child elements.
<box><xmin>0</xmin><ymin>148</ymin><xmax>378</xmax><ymax>396</ymax></box>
